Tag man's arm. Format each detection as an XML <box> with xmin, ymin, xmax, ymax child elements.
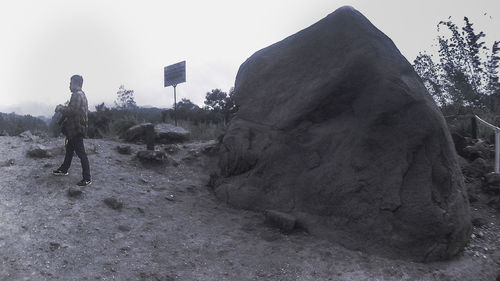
<box><xmin>61</xmin><ymin>92</ymin><xmax>83</xmax><ymax>118</ymax></box>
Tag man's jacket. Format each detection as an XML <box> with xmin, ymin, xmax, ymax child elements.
<box><xmin>61</xmin><ymin>90</ymin><xmax>88</xmax><ymax>138</ymax></box>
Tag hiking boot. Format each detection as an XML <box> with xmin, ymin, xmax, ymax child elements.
<box><xmin>77</xmin><ymin>179</ymin><xmax>92</xmax><ymax>186</ymax></box>
<box><xmin>52</xmin><ymin>169</ymin><xmax>68</xmax><ymax>176</ymax></box>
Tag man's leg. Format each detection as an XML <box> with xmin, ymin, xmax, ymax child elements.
<box><xmin>73</xmin><ymin>135</ymin><xmax>91</xmax><ymax>181</ymax></box>
<box><xmin>59</xmin><ymin>137</ymin><xmax>75</xmax><ymax>172</ymax></box>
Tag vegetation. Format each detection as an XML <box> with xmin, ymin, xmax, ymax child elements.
<box><xmin>413</xmin><ymin>16</ymin><xmax>500</xmax><ymax>116</ymax></box>
<box><xmin>0</xmin><ymin>112</ymin><xmax>48</xmax><ymax>136</ymax></box>
<box><xmin>85</xmin><ymin>87</ymin><xmax>237</xmax><ymax>140</ymax></box>
<box><xmin>413</xmin><ymin>16</ymin><xmax>500</xmax><ymax>138</ymax></box>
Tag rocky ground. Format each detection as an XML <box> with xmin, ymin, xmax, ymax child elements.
<box><xmin>0</xmin><ymin>134</ymin><xmax>499</xmax><ymax>281</ymax></box>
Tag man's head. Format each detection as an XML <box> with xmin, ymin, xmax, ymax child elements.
<box><xmin>70</xmin><ymin>75</ymin><xmax>83</xmax><ymax>92</ymax></box>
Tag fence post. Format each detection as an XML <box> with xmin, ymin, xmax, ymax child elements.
<box><xmin>146</xmin><ymin>124</ymin><xmax>155</xmax><ymax>151</ymax></box>
<box><xmin>496</xmin><ymin>131</ymin><xmax>500</xmax><ymax>173</ymax></box>
<box><xmin>471</xmin><ymin>116</ymin><xmax>478</xmax><ymax>139</ymax></box>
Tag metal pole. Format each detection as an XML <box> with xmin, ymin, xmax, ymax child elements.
<box><xmin>496</xmin><ymin>131</ymin><xmax>500</xmax><ymax>173</ymax></box>
<box><xmin>173</xmin><ymin>84</ymin><xmax>177</xmax><ymax>126</ymax></box>
<box><xmin>471</xmin><ymin>116</ymin><xmax>477</xmax><ymax>139</ymax></box>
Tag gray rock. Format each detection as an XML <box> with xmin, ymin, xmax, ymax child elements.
<box><xmin>27</xmin><ymin>145</ymin><xmax>52</xmax><ymax>158</ymax></box>
<box><xmin>18</xmin><ymin>130</ymin><xmax>35</xmax><ymax>141</ymax></box>
<box><xmin>471</xmin><ymin>217</ymin><xmax>489</xmax><ymax>228</ymax></box>
<box><xmin>487</xmin><ymin>197</ymin><xmax>500</xmax><ymax>210</ymax></box>
<box><xmin>136</xmin><ymin>150</ymin><xmax>168</xmax><ymax>164</ymax></box>
<box><xmin>463</xmin><ymin>158</ymin><xmax>490</xmax><ymax>178</ymax></box>
<box><xmin>2</xmin><ymin>159</ymin><xmax>15</xmax><ymax>167</ymax></box>
<box><xmin>104</xmin><ymin>197</ymin><xmax>123</xmax><ymax>210</ymax></box>
<box><xmin>463</xmin><ymin>140</ymin><xmax>494</xmax><ymax>161</ymax></box>
<box><xmin>67</xmin><ymin>187</ymin><xmax>83</xmax><ymax>198</ymax></box>
<box><xmin>122</xmin><ymin>123</ymin><xmax>152</xmax><ymax>142</ymax></box>
<box><xmin>213</xmin><ymin>6</ymin><xmax>471</xmax><ymax>261</ymax></box>
<box><xmin>164</xmin><ymin>144</ymin><xmax>180</xmax><ymax>154</ymax></box>
<box><xmin>484</xmin><ymin>172</ymin><xmax>500</xmax><ymax>194</ymax></box>
<box><xmin>155</xmin><ymin>123</ymin><xmax>190</xmax><ymax>144</ymax></box>
<box><xmin>116</xmin><ymin>145</ymin><xmax>133</xmax><ymax>155</ymax></box>
<box><xmin>265</xmin><ymin>210</ymin><xmax>297</xmax><ymax>232</ymax></box>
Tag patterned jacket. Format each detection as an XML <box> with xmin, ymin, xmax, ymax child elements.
<box><xmin>61</xmin><ymin>90</ymin><xmax>88</xmax><ymax>138</ymax></box>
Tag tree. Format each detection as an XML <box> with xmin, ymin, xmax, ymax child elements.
<box><xmin>203</xmin><ymin>88</ymin><xmax>238</xmax><ymax>125</ymax></box>
<box><xmin>413</xmin><ymin>17</ymin><xmax>500</xmax><ymax>113</ymax></box>
<box><xmin>115</xmin><ymin>85</ymin><xmax>137</xmax><ymax>109</ymax></box>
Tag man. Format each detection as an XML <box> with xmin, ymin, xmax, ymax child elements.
<box><xmin>52</xmin><ymin>74</ymin><xmax>92</xmax><ymax>186</ymax></box>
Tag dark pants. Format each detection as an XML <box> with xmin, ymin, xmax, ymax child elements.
<box><xmin>59</xmin><ymin>135</ymin><xmax>91</xmax><ymax>181</ymax></box>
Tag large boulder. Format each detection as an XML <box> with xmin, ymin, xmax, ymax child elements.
<box><xmin>122</xmin><ymin>123</ymin><xmax>190</xmax><ymax>144</ymax></box>
<box><xmin>213</xmin><ymin>6</ymin><xmax>471</xmax><ymax>261</ymax></box>
<box><xmin>155</xmin><ymin>123</ymin><xmax>190</xmax><ymax>143</ymax></box>
<box><xmin>122</xmin><ymin>123</ymin><xmax>152</xmax><ymax>142</ymax></box>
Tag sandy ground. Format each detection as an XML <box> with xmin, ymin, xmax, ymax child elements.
<box><xmin>0</xmin><ymin>135</ymin><xmax>499</xmax><ymax>281</ymax></box>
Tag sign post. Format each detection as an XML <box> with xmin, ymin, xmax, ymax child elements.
<box><xmin>164</xmin><ymin>61</ymin><xmax>186</xmax><ymax>126</ymax></box>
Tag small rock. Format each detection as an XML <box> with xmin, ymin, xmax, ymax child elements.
<box><xmin>67</xmin><ymin>187</ymin><xmax>83</xmax><ymax>198</ymax></box>
<box><xmin>137</xmin><ymin>150</ymin><xmax>168</xmax><ymax>165</ymax></box>
<box><xmin>19</xmin><ymin>130</ymin><xmax>35</xmax><ymax>141</ymax></box>
<box><xmin>104</xmin><ymin>197</ymin><xmax>123</xmax><ymax>210</ymax></box>
<box><xmin>49</xmin><ymin>242</ymin><xmax>60</xmax><ymax>251</ymax></box>
<box><xmin>118</xmin><ymin>225</ymin><xmax>131</xmax><ymax>232</ymax></box>
<box><xmin>165</xmin><ymin>194</ymin><xmax>175</xmax><ymax>201</ymax></box>
<box><xmin>164</xmin><ymin>145</ymin><xmax>180</xmax><ymax>154</ymax></box>
<box><xmin>484</xmin><ymin>172</ymin><xmax>500</xmax><ymax>194</ymax></box>
<box><xmin>472</xmin><ymin>217</ymin><xmax>489</xmax><ymax>227</ymax></box>
<box><xmin>265</xmin><ymin>210</ymin><xmax>297</xmax><ymax>232</ymax></box>
<box><xmin>27</xmin><ymin>145</ymin><xmax>52</xmax><ymax>158</ymax></box>
<box><xmin>116</xmin><ymin>145</ymin><xmax>132</xmax><ymax>155</ymax></box>
<box><xmin>488</xmin><ymin>197</ymin><xmax>500</xmax><ymax>210</ymax></box>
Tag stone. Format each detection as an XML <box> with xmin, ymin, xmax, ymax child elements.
<box><xmin>136</xmin><ymin>150</ymin><xmax>168</xmax><ymax>165</ymax></box>
<box><xmin>116</xmin><ymin>145</ymin><xmax>133</xmax><ymax>155</ymax></box>
<box><xmin>265</xmin><ymin>210</ymin><xmax>297</xmax><ymax>232</ymax></box>
<box><xmin>213</xmin><ymin>6</ymin><xmax>471</xmax><ymax>261</ymax></box>
<box><xmin>488</xmin><ymin>197</ymin><xmax>500</xmax><ymax>210</ymax></box>
<box><xmin>104</xmin><ymin>197</ymin><xmax>123</xmax><ymax>210</ymax></box>
<box><xmin>155</xmin><ymin>123</ymin><xmax>190</xmax><ymax>144</ymax></box>
<box><xmin>1</xmin><ymin>159</ymin><xmax>15</xmax><ymax>167</ymax></box>
<box><xmin>18</xmin><ymin>130</ymin><xmax>36</xmax><ymax>141</ymax></box>
<box><xmin>118</xmin><ymin>225</ymin><xmax>131</xmax><ymax>232</ymax></box>
<box><xmin>463</xmin><ymin>158</ymin><xmax>490</xmax><ymax>178</ymax></box>
<box><xmin>26</xmin><ymin>145</ymin><xmax>52</xmax><ymax>158</ymax></box>
<box><xmin>67</xmin><ymin>187</ymin><xmax>83</xmax><ymax>198</ymax></box>
<box><xmin>484</xmin><ymin>173</ymin><xmax>500</xmax><ymax>194</ymax></box>
<box><xmin>164</xmin><ymin>144</ymin><xmax>180</xmax><ymax>154</ymax></box>
<box><xmin>122</xmin><ymin>123</ymin><xmax>152</xmax><ymax>142</ymax></box>
<box><xmin>451</xmin><ymin>132</ymin><xmax>471</xmax><ymax>158</ymax></box>
<box><xmin>471</xmin><ymin>217</ymin><xmax>489</xmax><ymax>228</ymax></box>
<box><xmin>463</xmin><ymin>140</ymin><xmax>494</xmax><ymax>161</ymax></box>
<box><xmin>49</xmin><ymin>242</ymin><xmax>60</xmax><ymax>251</ymax></box>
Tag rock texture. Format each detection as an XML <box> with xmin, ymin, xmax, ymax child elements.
<box><xmin>213</xmin><ymin>6</ymin><xmax>471</xmax><ymax>261</ymax></box>
<box><xmin>154</xmin><ymin>123</ymin><xmax>190</xmax><ymax>144</ymax></box>
<box><xmin>122</xmin><ymin>123</ymin><xmax>190</xmax><ymax>144</ymax></box>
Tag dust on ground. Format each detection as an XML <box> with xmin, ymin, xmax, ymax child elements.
<box><xmin>0</xmin><ymin>135</ymin><xmax>499</xmax><ymax>281</ymax></box>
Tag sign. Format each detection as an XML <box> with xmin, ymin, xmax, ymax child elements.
<box><xmin>164</xmin><ymin>61</ymin><xmax>186</xmax><ymax>87</ymax></box>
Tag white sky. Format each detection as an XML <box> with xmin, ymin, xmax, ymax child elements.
<box><xmin>0</xmin><ymin>0</ymin><xmax>499</xmax><ymax>117</ymax></box>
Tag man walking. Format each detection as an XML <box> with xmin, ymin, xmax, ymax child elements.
<box><xmin>53</xmin><ymin>74</ymin><xmax>92</xmax><ymax>186</ymax></box>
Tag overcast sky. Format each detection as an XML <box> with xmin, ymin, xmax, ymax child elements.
<box><xmin>0</xmin><ymin>0</ymin><xmax>499</xmax><ymax>117</ymax></box>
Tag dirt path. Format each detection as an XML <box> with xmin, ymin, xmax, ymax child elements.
<box><xmin>0</xmin><ymin>135</ymin><xmax>499</xmax><ymax>281</ymax></box>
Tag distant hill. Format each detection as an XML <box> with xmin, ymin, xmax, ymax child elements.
<box><xmin>0</xmin><ymin>112</ymin><xmax>48</xmax><ymax>135</ymax></box>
